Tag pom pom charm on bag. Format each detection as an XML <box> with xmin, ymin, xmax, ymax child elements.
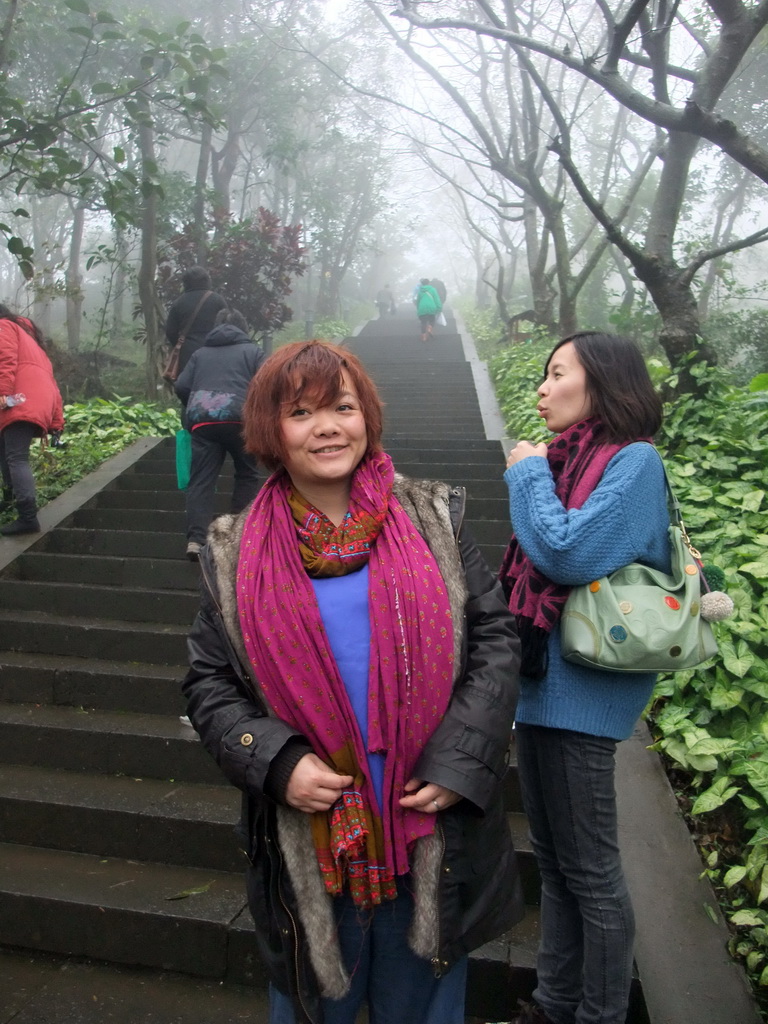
<box><xmin>699</xmin><ymin>563</ymin><xmax>735</xmax><ymax>623</ymax></box>
<box><xmin>680</xmin><ymin>521</ymin><xmax>735</xmax><ymax>624</ymax></box>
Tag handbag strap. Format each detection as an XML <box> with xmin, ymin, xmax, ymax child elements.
<box><xmin>646</xmin><ymin>444</ymin><xmax>702</xmax><ymax>560</ymax></box>
<box><xmin>177</xmin><ymin>290</ymin><xmax>213</xmax><ymax>341</ymax></box>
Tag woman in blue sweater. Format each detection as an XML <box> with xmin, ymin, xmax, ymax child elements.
<box><xmin>500</xmin><ymin>332</ymin><xmax>669</xmax><ymax>1024</ymax></box>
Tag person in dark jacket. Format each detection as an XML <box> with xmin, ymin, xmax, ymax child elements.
<box><xmin>430</xmin><ymin>278</ymin><xmax>447</xmax><ymax>306</ymax></box>
<box><xmin>174</xmin><ymin>308</ymin><xmax>263</xmax><ymax>561</ymax></box>
<box><xmin>181</xmin><ymin>340</ymin><xmax>523</xmax><ymax>1024</ymax></box>
<box><xmin>164</xmin><ymin>266</ymin><xmax>227</xmax><ymax>376</ymax></box>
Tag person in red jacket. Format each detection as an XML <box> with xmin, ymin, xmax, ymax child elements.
<box><xmin>0</xmin><ymin>306</ymin><xmax>64</xmax><ymax>535</ymax></box>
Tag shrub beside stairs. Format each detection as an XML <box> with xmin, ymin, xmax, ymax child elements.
<box><xmin>0</xmin><ymin>312</ymin><xmax>761</xmax><ymax>1023</ymax></box>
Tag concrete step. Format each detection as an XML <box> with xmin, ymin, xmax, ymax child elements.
<box><xmin>0</xmin><ymin>946</ymin><xmax>271</xmax><ymax>1024</ymax></box>
<box><xmin>0</xmin><ymin>702</ymin><xmax>219</xmax><ymax>783</ymax></box>
<box><xmin>8</xmin><ymin>551</ymin><xmax>199</xmax><ymax>590</ymax></box>
<box><xmin>0</xmin><ymin>764</ymin><xmax>243</xmax><ymax>872</ymax></box>
<box><xmin>42</xmin><ymin>527</ymin><xmax>194</xmax><ymax>560</ymax></box>
<box><xmin>351</xmin><ymin>347</ymin><xmax>467</xmax><ymax>363</ymax></box>
<box><xmin>97</xmin><ymin>488</ymin><xmax>229</xmax><ymax>511</ymax></box>
<box><xmin>70</xmin><ymin>507</ymin><xmax>185</xmax><ymax>532</ymax></box>
<box><xmin>0</xmin><ymin>578</ymin><xmax>198</xmax><ymax>624</ymax></box>
<box><xmin>0</xmin><ymin>650</ymin><xmax>185</xmax><ymax>715</ymax></box>
<box><xmin>0</xmin><ymin>608</ymin><xmax>188</xmax><ymax>664</ymax></box>
<box><xmin>0</xmin><ymin>842</ymin><xmax>250</xmax><ymax>980</ymax></box>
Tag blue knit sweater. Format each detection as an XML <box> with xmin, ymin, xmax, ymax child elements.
<box><xmin>503</xmin><ymin>443</ymin><xmax>671</xmax><ymax>740</ymax></box>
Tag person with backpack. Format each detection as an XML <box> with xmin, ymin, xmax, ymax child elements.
<box><xmin>414</xmin><ymin>279</ymin><xmax>442</xmax><ymax>342</ymax></box>
<box><xmin>174</xmin><ymin>308</ymin><xmax>264</xmax><ymax>561</ymax></box>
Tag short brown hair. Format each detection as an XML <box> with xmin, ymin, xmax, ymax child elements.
<box><xmin>242</xmin><ymin>340</ymin><xmax>384</xmax><ymax>470</ymax></box>
<box><xmin>546</xmin><ymin>332</ymin><xmax>663</xmax><ymax>442</ymax></box>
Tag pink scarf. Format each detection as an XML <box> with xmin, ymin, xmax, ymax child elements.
<box><xmin>499</xmin><ymin>417</ymin><xmax>631</xmax><ymax>678</ymax></box>
<box><xmin>237</xmin><ymin>451</ymin><xmax>455</xmax><ymax>905</ymax></box>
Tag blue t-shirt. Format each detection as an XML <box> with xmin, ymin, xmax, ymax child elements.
<box><xmin>311</xmin><ymin>565</ymin><xmax>385</xmax><ymax>809</ymax></box>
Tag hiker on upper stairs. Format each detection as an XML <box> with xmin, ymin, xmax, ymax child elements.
<box><xmin>173</xmin><ymin>307</ymin><xmax>263</xmax><ymax>562</ymax></box>
<box><xmin>374</xmin><ymin>284</ymin><xmax>394</xmax><ymax>319</ymax></box>
<box><xmin>0</xmin><ymin>306</ymin><xmax>64</xmax><ymax>536</ymax></box>
<box><xmin>164</xmin><ymin>266</ymin><xmax>227</xmax><ymax>379</ymax></box>
<box><xmin>182</xmin><ymin>339</ymin><xmax>523</xmax><ymax>1024</ymax></box>
<box><xmin>499</xmin><ymin>332</ymin><xmax>669</xmax><ymax>1024</ymax></box>
<box><xmin>414</xmin><ymin>278</ymin><xmax>442</xmax><ymax>343</ymax></box>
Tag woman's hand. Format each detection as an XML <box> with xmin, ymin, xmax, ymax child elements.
<box><xmin>285</xmin><ymin>752</ymin><xmax>354</xmax><ymax>814</ymax></box>
<box><xmin>506</xmin><ymin>440</ymin><xmax>548</xmax><ymax>469</ymax></box>
<box><xmin>399</xmin><ymin>777</ymin><xmax>461</xmax><ymax>814</ymax></box>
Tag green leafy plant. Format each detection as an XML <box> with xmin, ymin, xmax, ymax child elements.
<box><xmin>1</xmin><ymin>398</ymin><xmax>179</xmax><ymax>523</ymax></box>
<box><xmin>489</xmin><ymin>335</ymin><xmax>554</xmax><ymax>441</ymax></box>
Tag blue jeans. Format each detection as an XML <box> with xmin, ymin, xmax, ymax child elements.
<box><xmin>515</xmin><ymin>724</ymin><xmax>635</xmax><ymax>1024</ymax></box>
<box><xmin>268</xmin><ymin>881</ymin><xmax>467</xmax><ymax>1024</ymax></box>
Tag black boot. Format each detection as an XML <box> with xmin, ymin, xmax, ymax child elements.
<box><xmin>0</xmin><ymin>496</ymin><xmax>40</xmax><ymax>536</ymax></box>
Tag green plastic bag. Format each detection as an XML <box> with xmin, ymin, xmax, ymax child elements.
<box><xmin>175</xmin><ymin>429</ymin><xmax>192</xmax><ymax>489</ymax></box>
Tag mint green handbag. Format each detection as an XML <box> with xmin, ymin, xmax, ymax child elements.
<box><xmin>560</xmin><ymin>469</ymin><xmax>718</xmax><ymax>673</ymax></box>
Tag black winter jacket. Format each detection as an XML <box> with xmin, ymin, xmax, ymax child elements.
<box><xmin>182</xmin><ymin>475</ymin><xmax>523</xmax><ymax>1024</ymax></box>
<box><xmin>174</xmin><ymin>325</ymin><xmax>264</xmax><ymax>428</ymax></box>
<box><xmin>165</xmin><ymin>289</ymin><xmax>228</xmax><ymax>374</ymax></box>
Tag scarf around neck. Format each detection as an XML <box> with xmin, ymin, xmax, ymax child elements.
<box><xmin>237</xmin><ymin>451</ymin><xmax>455</xmax><ymax>907</ymax></box>
<box><xmin>499</xmin><ymin>417</ymin><xmax>631</xmax><ymax>679</ymax></box>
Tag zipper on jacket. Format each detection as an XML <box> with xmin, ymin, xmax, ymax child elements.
<box><xmin>430</xmin><ymin>819</ymin><xmax>449</xmax><ymax>979</ymax></box>
<box><xmin>274</xmin><ymin>830</ymin><xmax>321</xmax><ymax>1024</ymax></box>
<box><xmin>450</xmin><ymin>486</ymin><xmax>467</xmax><ymax>540</ymax></box>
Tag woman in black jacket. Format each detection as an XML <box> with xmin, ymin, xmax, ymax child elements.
<box><xmin>182</xmin><ymin>340</ymin><xmax>522</xmax><ymax>1024</ymax></box>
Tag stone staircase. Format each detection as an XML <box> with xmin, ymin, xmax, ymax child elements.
<box><xmin>0</xmin><ymin>312</ymin><xmax>760</xmax><ymax>1023</ymax></box>
<box><xmin>0</xmin><ymin>312</ymin><xmax>536</xmax><ymax>1022</ymax></box>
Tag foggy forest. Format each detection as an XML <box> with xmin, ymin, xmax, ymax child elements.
<box><xmin>1</xmin><ymin>0</ymin><xmax>767</xmax><ymax>397</ymax></box>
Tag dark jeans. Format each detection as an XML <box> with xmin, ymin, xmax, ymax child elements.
<box><xmin>515</xmin><ymin>724</ymin><xmax>635</xmax><ymax>1024</ymax></box>
<box><xmin>0</xmin><ymin>421</ymin><xmax>39</xmax><ymax>511</ymax></box>
<box><xmin>268</xmin><ymin>880</ymin><xmax>467</xmax><ymax>1024</ymax></box>
<box><xmin>186</xmin><ymin>422</ymin><xmax>259</xmax><ymax>544</ymax></box>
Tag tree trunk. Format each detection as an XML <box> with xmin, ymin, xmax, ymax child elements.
<box><xmin>211</xmin><ymin>127</ymin><xmax>241</xmax><ymax>235</ymax></box>
<box><xmin>641</xmin><ymin>264</ymin><xmax>718</xmax><ymax>389</ymax></box>
<box><xmin>65</xmin><ymin>201</ymin><xmax>85</xmax><ymax>352</ymax></box>
<box><xmin>193</xmin><ymin>122</ymin><xmax>212</xmax><ymax>265</ymax></box>
<box><xmin>136</xmin><ymin>109</ymin><xmax>161</xmax><ymax>398</ymax></box>
<box><xmin>110</xmin><ymin>225</ymin><xmax>130</xmax><ymax>344</ymax></box>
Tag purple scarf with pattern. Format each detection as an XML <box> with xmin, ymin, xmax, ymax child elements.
<box><xmin>499</xmin><ymin>417</ymin><xmax>628</xmax><ymax>679</ymax></box>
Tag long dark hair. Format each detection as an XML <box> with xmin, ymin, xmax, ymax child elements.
<box><xmin>0</xmin><ymin>304</ymin><xmax>47</xmax><ymax>350</ymax></box>
<box><xmin>546</xmin><ymin>332</ymin><xmax>663</xmax><ymax>442</ymax></box>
